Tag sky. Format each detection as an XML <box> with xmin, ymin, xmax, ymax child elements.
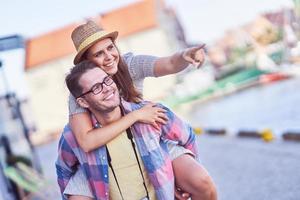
<box><xmin>168</xmin><ymin>0</ymin><xmax>293</xmax><ymax>43</ymax></box>
<box><xmin>0</xmin><ymin>0</ymin><xmax>293</xmax><ymax>43</ymax></box>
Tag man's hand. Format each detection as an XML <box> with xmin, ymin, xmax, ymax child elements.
<box><xmin>182</xmin><ymin>44</ymin><xmax>206</xmax><ymax>68</ymax></box>
<box><xmin>175</xmin><ymin>187</ymin><xmax>191</xmax><ymax>200</ymax></box>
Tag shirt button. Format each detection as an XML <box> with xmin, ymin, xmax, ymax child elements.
<box><xmin>105</xmin><ymin>192</ymin><xmax>108</xmax><ymax>196</ymax></box>
<box><xmin>104</xmin><ymin>174</ymin><xmax>107</xmax><ymax>178</ymax></box>
<box><xmin>102</xmin><ymin>156</ymin><xmax>105</xmax><ymax>160</ymax></box>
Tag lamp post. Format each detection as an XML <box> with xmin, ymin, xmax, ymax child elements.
<box><xmin>0</xmin><ymin>59</ymin><xmax>42</xmax><ymax>173</ymax></box>
<box><xmin>0</xmin><ymin>60</ymin><xmax>17</xmax><ymax>200</ymax></box>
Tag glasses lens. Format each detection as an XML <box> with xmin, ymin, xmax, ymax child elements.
<box><xmin>89</xmin><ymin>76</ymin><xmax>113</xmax><ymax>95</ymax></box>
<box><xmin>92</xmin><ymin>83</ymin><xmax>103</xmax><ymax>95</ymax></box>
<box><xmin>104</xmin><ymin>76</ymin><xmax>113</xmax><ymax>85</ymax></box>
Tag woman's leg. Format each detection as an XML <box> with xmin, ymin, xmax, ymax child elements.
<box><xmin>172</xmin><ymin>154</ymin><xmax>217</xmax><ymax>200</ymax></box>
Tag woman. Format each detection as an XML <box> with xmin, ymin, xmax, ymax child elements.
<box><xmin>66</xmin><ymin>21</ymin><xmax>216</xmax><ymax>200</ymax></box>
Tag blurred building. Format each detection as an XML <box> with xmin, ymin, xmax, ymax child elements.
<box><xmin>245</xmin><ymin>16</ymin><xmax>279</xmax><ymax>46</ymax></box>
<box><xmin>24</xmin><ymin>0</ymin><xmax>187</xmax><ymax>135</ymax></box>
<box><xmin>208</xmin><ymin>7</ymin><xmax>300</xmax><ymax>69</ymax></box>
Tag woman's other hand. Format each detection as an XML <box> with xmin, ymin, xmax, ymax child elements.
<box><xmin>133</xmin><ymin>103</ymin><xmax>168</xmax><ymax>128</ymax></box>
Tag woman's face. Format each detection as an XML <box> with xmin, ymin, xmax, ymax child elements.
<box><xmin>86</xmin><ymin>38</ymin><xmax>120</xmax><ymax>75</ymax></box>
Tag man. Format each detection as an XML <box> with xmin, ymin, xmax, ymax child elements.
<box><xmin>67</xmin><ymin>20</ymin><xmax>212</xmax><ymax>199</ymax></box>
<box><xmin>56</xmin><ymin>61</ymin><xmax>217</xmax><ymax>200</ymax></box>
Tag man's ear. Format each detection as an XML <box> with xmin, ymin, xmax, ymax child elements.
<box><xmin>76</xmin><ymin>97</ymin><xmax>89</xmax><ymax>109</ymax></box>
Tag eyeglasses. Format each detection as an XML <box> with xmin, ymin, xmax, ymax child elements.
<box><xmin>76</xmin><ymin>75</ymin><xmax>114</xmax><ymax>98</ymax></box>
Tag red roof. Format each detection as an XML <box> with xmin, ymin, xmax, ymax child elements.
<box><xmin>25</xmin><ymin>0</ymin><xmax>159</xmax><ymax>70</ymax></box>
<box><xmin>25</xmin><ymin>23</ymin><xmax>79</xmax><ymax>69</ymax></box>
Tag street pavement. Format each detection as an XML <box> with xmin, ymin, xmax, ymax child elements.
<box><xmin>37</xmin><ymin>135</ymin><xmax>300</xmax><ymax>200</ymax></box>
<box><xmin>197</xmin><ymin>135</ymin><xmax>300</xmax><ymax>200</ymax></box>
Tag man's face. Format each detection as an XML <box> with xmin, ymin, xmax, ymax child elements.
<box><xmin>78</xmin><ymin>67</ymin><xmax>120</xmax><ymax>112</ymax></box>
<box><xmin>86</xmin><ymin>38</ymin><xmax>119</xmax><ymax>75</ymax></box>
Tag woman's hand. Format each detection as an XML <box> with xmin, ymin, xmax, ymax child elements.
<box><xmin>132</xmin><ymin>103</ymin><xmax>168</xmax><ymax>128</ymax></box>
<box><xmin>182</xmin><ymin>44</ymin><xmax>206</xmax><ymax>68</ymax></box>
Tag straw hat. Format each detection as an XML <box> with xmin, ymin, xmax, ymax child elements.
<box><xmin>71</xmin><ymin>21</ymin><xmax>118</xmax><ymax>64</ymax></box>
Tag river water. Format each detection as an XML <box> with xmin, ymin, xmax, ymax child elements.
<box><xmin>188</xmin><ymin>77</ymin><xmax>300</xmax><ymax>136</ymax></box>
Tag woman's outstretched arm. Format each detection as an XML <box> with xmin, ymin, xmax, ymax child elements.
<box><xmin>154</xmin><ymin>44</ymin><xmax>206</xmax><ymax>77</ymax></box>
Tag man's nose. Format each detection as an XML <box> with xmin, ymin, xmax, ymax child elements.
<box><xmin>102</xmin><ymin>83</ymin><xmax>111</xmax><ymax>92</ymax></box>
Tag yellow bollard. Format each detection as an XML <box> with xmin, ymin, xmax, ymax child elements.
<box><xmin>260</xmin><ymin>129</ymin><xmax>275</xmax><ymax>142</ymax></box>
<box><xmin>193</xmin><ymin>127</ymin><xmax>203</xmax><ymax>135</ymax></box>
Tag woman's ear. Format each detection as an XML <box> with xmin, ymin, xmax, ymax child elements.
<box><xmin>76</xmin><ymin>97</ymin><xmax>89</xmax><ymax>109</ymax></box>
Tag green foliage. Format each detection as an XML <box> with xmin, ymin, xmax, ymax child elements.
<box><xmin>228</xmin><ymin>45</ymin><xmax>252</xmax><ymax>65</ymax></box>
<box><xmin>269</xmin><ymin>50</ymin><xmax>284</xmax><ymax>64</ymax></box>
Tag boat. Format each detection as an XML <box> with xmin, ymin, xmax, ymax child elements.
<box><xmin>259</xmin><ymin>72</ymin><xmax>290</xmax><ymax>84</ymax></box>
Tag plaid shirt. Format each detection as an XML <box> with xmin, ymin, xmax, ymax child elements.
<box><xmin>56</xmin><ymin>100</ymin><xmax>199</xmax><ymax>200</ymax></box>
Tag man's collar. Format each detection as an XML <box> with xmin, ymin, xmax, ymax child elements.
<box><xmin>120</xmin><ymin>98</ymin><xmax>133</xmax><ymax>113</ymax></box>
<box><xmin>90</xmin><ymin>98</ymin><xmax>140</xmax><ymax>128</ymax></box>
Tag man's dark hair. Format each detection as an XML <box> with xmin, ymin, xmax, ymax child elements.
<box><xmin>65</xmin><ymin>60</ymin><xmax>98</xmax><ymax>98</ymax></box>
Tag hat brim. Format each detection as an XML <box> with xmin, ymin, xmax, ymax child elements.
<box><xmin>73</xmin><ymin>31</ymin><xmax>118</xmax><ymax>65</ymax></box>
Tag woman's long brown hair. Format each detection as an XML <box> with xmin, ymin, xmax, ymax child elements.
<box><xmin>113</xmin><ymin>56</ymin><xmax>142</xmax><ymax>103</ymax></box>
